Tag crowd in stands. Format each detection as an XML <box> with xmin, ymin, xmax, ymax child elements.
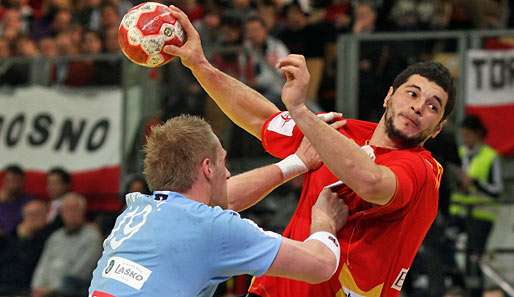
<box><xmin>1</xmin><ymin>0</ymin><xmax>513</xmax><ymax>88</ymax></box>
<box><xmin>0</xmin><ymin>165</ymin><xmax>151</xmax><ymax>297</ymax></box>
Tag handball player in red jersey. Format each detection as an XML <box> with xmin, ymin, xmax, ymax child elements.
<box><xmin>164</xmin><ymin>5</ymin><xmax>455</xmax><ymax>297</ymax></box>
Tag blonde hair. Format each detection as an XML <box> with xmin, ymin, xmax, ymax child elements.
<box><xmin>143</xmin><ymin>115</ymin><xmax>218</xmax><ymax>192</ymax></box>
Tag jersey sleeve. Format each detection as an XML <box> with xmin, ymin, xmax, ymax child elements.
<box><xmin>260</xmin><ymin>111</ymin><xmax>305</xmax><ymax>159</ymax></box>
<box><xmin>209</xmin><ymin>210</ymin><xmax>282</xmax><ymax>277</ymax></box>
<box><xmin>380</xmin><ymin>153</ymin><xmax>432</xmax><ymax>212</ymax></box>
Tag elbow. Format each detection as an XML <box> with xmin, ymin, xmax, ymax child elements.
<box><xmin>304</xmin><ymin>257</ymin><xmax>337</xmax><ymax>284</ymax></box>
<box><xmin>354</xmin><ymin>174</ymin><xmax>383</xmax><ymax>201</ymax></box>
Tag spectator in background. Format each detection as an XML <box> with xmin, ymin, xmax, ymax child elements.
<box><xmin>483</xmin><ymin>287</ymin><xmax>506</xmax><ymax>297</ymax></box>
<box><xmin>15</xmin><ymin>35</ymin><xmax>39</xmax><ymax>56</ymax></box>
<box><xmin>38</xmin><ymin>36</ymin><xmax>58</xmax><ymax>57</ymax></box>
<box><xmin>352</xmin><ymin>0</ymin><xmax>377</xmax><ymax>33</ymax></box>
<box><xmin>225</xmin><ymin>0</ymin><xmax>254</xmax><ymax>21</ymax></box>
<box><xmin>103</xmin><ymin>0</ymin><xmax>131</xmax><ymax>16</ymax></box>
<box><xmin>124</xmin><ymin>174</ymin><xmax>150</xmax><ymax>196</ymax></box>
<box><xmin>0</xmin><ymin>200</ymin><xmax>50</xmax><ymax>296</ymax></box>
<box><xmin>0</xmin><ymin>23</ymin><xmax>38</xmax><ymax>85</ymax></box>
<box><xmin>0</xmin><ymin>37</ymin><xmax>11</xmax><ymax>58</ymax></box>
<box><xmin>95</xmin><ymin>27</ymin><xmax>121</xmax><ymax>85</ymax></box>
<box><xmin>444</xmin><ymin>286</ymin><xmax>470</xmax><ymax>297</ymax></box>
<box><xmin>0</xmin><ymin>165</ymin><xmax>32</xmax><ymax>236</ymax></box>
<box><xmin>46</xmin><ymin>167</ymin><xmax>71</xmax><ymax>231</ymax></box>
<box><xmin>468</xmin><ymin>0</ymin><xmax>510</xmax><ymax>29</ymax></box>
<box><xmin>100</xmin><ymin>3</ymin><xmax>120</xmax><ymax>31</ymax></box>
<box><xmin>118</xmin><ymin>174</ymin><xmax>151</xmax><ymax>209</ymax></box>
<box><xmin>256</xmin><ymin>0</ymin><xmax>282</xmax><ymax>36</ymax></box>
<box><xmin>353</xmin><ymin>1</ymin><xmax>387</xmax><ymax>121</ymax></box>
<box><xmin>49</xmin><ymin>8</ymin><xmax>73</xmax><ymax>36</ymax></box>
<box><xmin>193</xmin><ymin>6</ymin><xmax>222</xmax><ymax>55</ymax></box>
<box><xmin>0</xmin><ymin>9</ymin><xmax>25</xmax><ymax>42</ymax></box>
<box><xmin>208</xmin><ymin>14</ymin><xmax>250</xmax><ymax>147</ymax></box>
<box><xmin>75</xmin><ymin>0</ymin><xmax>102</xmax><ymax>31</ymax></box>
<box><xmin>244</xmin><ymin>14</ymin><xmax>288</xmax><ymax>103</ymax></box>
<box><xmin>64</xmin><ymin>29</ymin><xmax>101</xmax><ymax>86</ymax></box>
<box><xmin>31</xmin><ymin>193</ymin><xmax>102</xmax><ymax>297</ymax></box>
<box><xmin>277</xmin><ymin>1</ymin><xmax>334</xmax><ymax>109</ymax></box>
<box><xmin>55</xmin><ymin>31</ymin><xmax>79</xmax><ymax>55</ymax></box>
<box><xmin>324</xmin><ymin>0</ymin><xmax>351</xmax><ymax>33</ymax></box>
<box><xmin>101</xmin><ymin>27</ymin><xmax>117</xmax><ymax>54</ymax></box>
<box><xmin>451</xmin><ymin>114</ymin><xmax>503</xmax><ymax>297</ymax></box>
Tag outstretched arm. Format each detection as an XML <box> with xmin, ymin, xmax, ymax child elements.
<box><xmin>278</xmin><ymin>55</ymin><xmax>397</xmax><ymax>205</ymax></box>
<box><xmin>164</xmin><ymin>5</ymin><xmax>279</xmax><ymax>139</ymax></box>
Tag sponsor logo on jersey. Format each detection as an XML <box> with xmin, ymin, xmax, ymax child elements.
<box><xmin>267</xmin><ymin>112</ymin><xmax>295</xmax><ymax>136</ymax></box>
<box><xmin>104</xmin><ymin>259</ymin><xmax>115</xmax><ymax>274</ymax></box>
<box><xmin>391</xmin><ymin>268</ymin><xmax>409</xmax><ymax>291</ymax></box>
<box><xmin>102</xmin><ymin>256</ymin><xmax>152</xmax><ymax>290</ymax></box>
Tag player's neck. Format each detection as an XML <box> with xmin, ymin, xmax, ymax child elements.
<box><xmin>181</xmin><ymin>183</ymin><xmax>211</xmax><ymax>206</ymax></box>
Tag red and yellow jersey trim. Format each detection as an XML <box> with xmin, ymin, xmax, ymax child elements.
<box><xmin>336</xmin><ymin>264</ymin><xmax>384</xmax><ymax>297</ymax></box>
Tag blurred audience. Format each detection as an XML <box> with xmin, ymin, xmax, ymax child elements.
<box><xmin>482</xmin><ymin>287</ymin><xmax>506</xmax><ymax>297</ymax></box>
<box><xmin>0</xmin><ymin>200</ymin><xmax>50</xmax><ymax>296</ymax></box>
<box><xmin>0</xmin><ymin>165</ymin><xmax>32</xmax><ymax>237</ymax></box>
<box><xmin>243</xmin><ymin>14</ymin><xmax>288</xmax><ymax>103</ymax></box>
<box><xmin>31</xmin><ymin>192</ymin><xmax>102</xmax><ymax>297</ymax></box>
<box><xmin>451</xmin><ymin>114</ymin><xmax>504</xmax><ymax>297</ymax></box>
<box><xmin>46</xmin><ymin>167</ymin><xmax>71</xmax><ymax>232</ymax></box>
<box><xmin>444</xmin><ymin>286</ymin><xmax>470</xmax><ymax>297</ymax></box>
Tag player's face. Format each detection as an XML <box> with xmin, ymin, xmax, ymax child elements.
<box><xmin>210</xmin><ymin>137</ymin><xmax>231</xmax><ymax>208</ymax></box>
<box><xmin>383</xmin><ymin>74</ymin><xmax>448</xmax><ymax>148</ymax></box>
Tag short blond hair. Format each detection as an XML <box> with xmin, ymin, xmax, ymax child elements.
<box><xmin>143</xmin><ymin>115</ymin><xmax>218</xmax><ymax>192</ymax></box>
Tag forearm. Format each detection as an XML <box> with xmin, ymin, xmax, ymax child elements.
<box><xmin>289</xmin><ymin>106</ymin><xmax>394</xmax><ymax>203</ymax></box>
<box><xmin>266</xmin><ymin>237</ymin><xmax>337</xmax><ymax>284</ymax></box>
<box><xmin>189</xmin><ymin>59</ymin><xmax>280</xmax><ymax>139</ymax></box>
<box><xmin>227</xmin><ymin>162</ymin><xmax>299</xmax><ymax>212</ymax></box>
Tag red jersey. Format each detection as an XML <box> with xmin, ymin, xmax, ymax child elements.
<box><xmin>249</xmin><ymin>112</ymin><xmax>443</xmax><ymax>297</ymax></box>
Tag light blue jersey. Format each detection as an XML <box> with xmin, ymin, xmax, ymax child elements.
<box><xmin>89</xmin><ymin>191</ymin><xmax>282</xmax><ymax>297</ymax></box>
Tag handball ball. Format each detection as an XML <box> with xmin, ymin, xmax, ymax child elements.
<box><xmin>118</xmin><ymin>2</ymin><xmax>185</xmax><ymax>68</ymax></box>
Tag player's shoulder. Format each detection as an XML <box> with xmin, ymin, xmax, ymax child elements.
<box><xmin>418</xmin><ymin>149</ymin><xmax>443</xmax><ymax>185</ymax></box>
<box><xmin>393</xmin><ymin>148</ymin><xmax>442</xmax><ymax>183</ymax></box>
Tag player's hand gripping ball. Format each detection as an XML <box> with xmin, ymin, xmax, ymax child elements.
<box><xmin>118</xmin><ymin>2</ymin><xmax>185</xmax><ymax>68</ymax></box>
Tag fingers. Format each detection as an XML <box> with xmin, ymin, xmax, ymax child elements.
<box><xmin>279</xmin><ymin>65</ymin><xmax>301</xmax><ymax>81</ymax></box>
<box><xmin>330</xmin><ymin>120</ymin><xmax>348</xmax><ymax>129</ymax></box>
<box><xmin>163</xmin><ymin>44</ymin><xmax>180</xmax><ymax>55</ymax></box>
<box><xmin>317</xmin><ymin>112</ymin><xmax>347</xmax><ymax>129</ymax></box>
<box><xmin>317</xmin><ymin>112</ymin><xmax>343</xmax><ymax>123</ymax></box>
<box><xmin>168</xmin><ymin>5</ymin><xmax>195</xmax><ymax>35</ymax></box>
<box><xmin>276</xmin><ymin>54</ymin><xmax>307</xmax><ymax>69</ymax></box>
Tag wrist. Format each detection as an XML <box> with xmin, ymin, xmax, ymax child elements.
<box><xmin>310</xmin><ymin>218</ymin><xmax>336</xmax><ymax>235</ymax></box>
<box><xmin>275</xmin><ymin>154</ymin><xmax>308</xmax><ymax>180</ymax></box>
<box><xmin>305</xmin><ymin>231</ymin><xmax>340</xmax><ymax>273</ymax></box>
<box><xmin>288</xmin><ymin>104</ymin><xmax>309</xmax><ymax>118</ymax></box>
<box><xmin>188</xmin><ymin>55</ymin><xmax>210</xmax><ymax>72</ymax></box>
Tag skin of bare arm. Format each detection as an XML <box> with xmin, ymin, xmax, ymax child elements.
<box><xmin>163</xmin><ymin>5</ymin><xmax>279</xmax><ymax>139</ymax></box>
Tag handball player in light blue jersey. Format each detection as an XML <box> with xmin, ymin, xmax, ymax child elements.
<box><xmin>89</xmin><ymin>115</ymin><xmax>348</xmax><ymax>297</ymax></box>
